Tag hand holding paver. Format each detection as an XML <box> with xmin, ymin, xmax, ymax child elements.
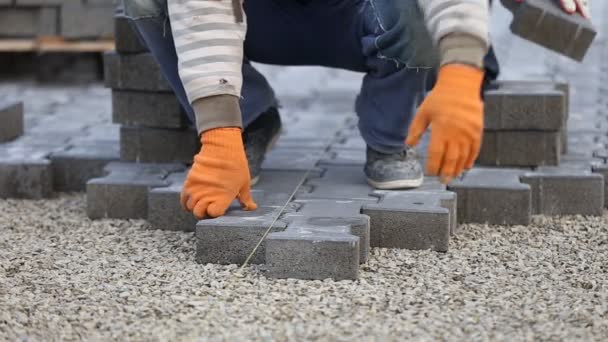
<box><xmin>406</xmin><ymin>64</ymin><xmax>484</xmax><ymax>184</ymax></box>
<box><xmin>181</xmin><ymin>128</ymin><xmax>257</xmax><ymax>219</ymax></box>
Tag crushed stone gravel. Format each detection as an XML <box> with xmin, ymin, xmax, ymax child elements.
<box><xmin>1</xmin><ymin>194</ymin><xmax>607</xmax><ymax>341</ymax></box>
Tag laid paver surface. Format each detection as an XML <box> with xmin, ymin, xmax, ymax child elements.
<box><xmin>1</xmin><ymin>1</ymin><xmax>608</xmax><ymax>339</ymax></box>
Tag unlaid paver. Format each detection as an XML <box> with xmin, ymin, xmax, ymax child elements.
<box><xmin>120</xmin><ymin>125</ymin><xmax>199</xmax><ymax>163</ymax></box>
<box><xmin>114</xmin><ymin>14</ymin><xmax>148</xmax><ymax>54</ymax></box>
<box><xmin>0</xmin><ymin>102</ymin><xmax>24</xmax><ymax>142</ymax></box>
<box><xmin>501</xmin><ymin>0</ymin><xmax>596</xmax><ymax>61</ymax></box>
<box><xmin>362</xmin><ymin>190</ymin><xmax>455</xmax><ymax>252</ymax></box>
<box><xmin>478</xmin><ymin>131</ymin><xmax>560</xmax><ymax>166</ymax></box>
<box><xmin>86</xmin><ymin>162</ymin><xmax>185</xmax><ymax>219</ymax></box>
<box><xmin>0</xmin><ymin>147</ymin><xmax>52</xmax><ymax>199</ymax></box>
<box><xmin>103</xmin><ymin>52</ymin><xmax>171</xmax><ymax>92</ymax></box>
<box><xmin>448</xmin><ymin>168</ymin><xmax>532</xmax><ymax>225</ymax></box>
<box><xmin>112</xmin><ymin>90</ymin><xmax>186</xmax><ymax>128</ymax></box>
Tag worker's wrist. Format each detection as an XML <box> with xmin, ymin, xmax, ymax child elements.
<box><xmin>193</xmin><ymin>95</ymin><xmax>243</xmax><ymax>134</ymax></box>
<box><xmin>438</xmin><ymin>33</ymin><xmax>488</xmax><ymax>69</ymax></box>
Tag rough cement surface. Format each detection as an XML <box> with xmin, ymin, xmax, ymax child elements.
<box><xmin>1</xmin><ymin>194</ymin><xmax>607</xmax><ymax>341</ymax></box>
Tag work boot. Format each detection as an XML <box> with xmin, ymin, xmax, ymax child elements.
<box><xmin>242</xmin><ymin>107</ymin><xmax>282</xmax><ymax>185</ymax></box>
<box><xmin>364</xmin><ymin>146</ymin><xmax>424</xmax><ymax>189</ymax></box>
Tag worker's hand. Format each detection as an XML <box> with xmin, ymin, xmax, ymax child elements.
<box><xmin>181</xmin><ymin>127</ymin><xmax>257</xmax><ymax>219</ymax></box>
<box><xmin>515</xmin><ymin>0</ymin><xmax>590</xmax><ymax>18</ymax></box>
<box><xmin>406</xmin><ymin>64</ymin><xmax>484</xmax><ymax>184</ymax></box>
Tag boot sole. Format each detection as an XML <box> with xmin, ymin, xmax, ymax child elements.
<box><xmin>366</xmin><ymin>176</ymin><xmax>424</xmax><ymax>190</ymax></box>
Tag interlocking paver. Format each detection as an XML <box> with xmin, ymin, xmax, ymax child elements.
<box><xmin>448</xmin><ymin>168</ymin><xmax>532</xmax><ymax>225</ymax></box>
<box><xmin>50</xmin><ymin>141</ymin><xmax>119</xmax><ymax>192</ymax></box>
<box><xmin>114</xmin><ymin>14</ymin><xmax>148</xmax><ymax>54</ymax></box>
<box><xmin>86</xmin><ymin>162</ymin><xmax>185</xmax><ymax>219</ymax></box>
<box><xmin>112</xmin><ymin>90</ymin><xmax>186</xmax><ymax>128</ymax></box>
<box><xmin>592</xmin><ymin>164</ymin><xmax>608</xmax><ymax>208</ymax></box>
<box><xmin>0</xmin><ymin>102</ymin><xmax>24</xmax><ymax>142</ymax></box>
<box><xmin>521</xmin><ymin>167</ymin><xmax>604</xmax><ymax>216</ymax></box>
<box><xmin>261</xmin><ymin>147</ymin><xmax>324</xmax><ymax>171</ymax></box>
<box><xmin>362</xmin><ymin>190</ymin><xmax>455</xmax><ymax>252</ymax></box>
<box><xmin>501</xmin><ymin>0</ymin><xmax>597</xmax><ymax>61</ymax></box>
<box><xmin>478</xmin><ymin>130</ymin><xmax>560</xmax><ymax>166</ymax></box>
<box><xmin>0</xmin><ymin>147</ymin><xmax>52</xmax><ymax>199</ymax></box>
<box><xmin>196</xmin><ymin>206</ymin><xmax>287</xmax><ymax>265</ymax></box>
<box><xmin>103</xmin><ymin>52</ymin><xmax>171</xmax><ymax>92</ymax></box>
<box><xmin>60</xmin><ymin>2</ymin><xmax>114</xmax><ymax>39</ymax></box>
<box><xmin>265</xmin><ymin>216</ymin><xmax>361</xmax><ymax>280</ymax></box>
<box><xmin>120</xmin><ymin>125</ymin><xmax>199</xmax><ymax>163</ymax></box>
<box><xmin>296</xmin><ymin>164</ymin><xmax>377</xmax><ymax>201</ymax></box>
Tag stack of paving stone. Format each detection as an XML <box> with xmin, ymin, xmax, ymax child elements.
<box><xmin>86</xmin><ymin>12</ymin><xmax>196</xmax><ymax>220</ymax></box>
<box><xmin>0</xmin><ymin>0</ymin><xmax>114</xmax><ymax>40</ymax></box>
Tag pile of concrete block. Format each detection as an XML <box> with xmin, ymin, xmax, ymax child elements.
<box><xmin>479</xmin><ymin>80</ymin><xmax>569</xmax><ymax>167</ymax></box>
<box><xmin>0</xmin><ymin>0</ymin><xmax>115</xmax><ymax>39</ymax></box>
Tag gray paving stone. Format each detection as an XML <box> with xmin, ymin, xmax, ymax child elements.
<box><xmin>253</xmin><ymin>170</ymin><xmax>321</xmax><ymax>203</ymax></box>
<box><xmin>0</xmin><ymin>7</ymin><xmax>57</xmax><ymax>37</ymax></box>
<box><xmin>120</xmin><ymin>125</ymin><xmax>199</xmax><ymax>163</ymax></box>
<box><xmin>320</xmin><ymin>148</ymin><xmax>365</xmax><ymax>166</ymax></box>
<box><xmin>86</xmin><ymin>162</ymin><xmax>185</xmax><ymax>219</ymax></box>
<box><xmin>592</xmin><ymin>164</ymin><xmax>608</xmax><ymax>208</ymax></box>
<box><xmin>0</xmin><ymin>147</ymin><xmax>52</xmax><ymax>199</ymax></box>
<box><xmin>285</xmin><ymin>198</ymin><xmax>370</xmax><ymax>263</ymax></box>
<box><xmin>114</xmin><ymin>14</ymin><xmax>148</xmax><ymax>54</ymax></box>
<box><xmin>521</xmin><ymin>168</ymin><xmax>604</xmax><ymax>216</ymax></box>
<box><xmin>332</xmin><ymin>135</ymin><xmax>367</xmax><ymax>151</ymax></box>
<box><xmin>362</xmin><ymin>191</ymin><xmax>455</xmax><ymax>252</ymax></box>
<box><xmin>0</xmin><ymin>102</ymin><xmax>24</xmax><ymax>142</ymax></box>
<box><xmin>196</xmin><ymin>206</ymin><xmax>287</xmax><ymax>265</ymax></box>
<box><xmin>112</xmin><ymin>90</ymin><xmax>187</xmax><ymax>128</ymax></box>
<box><xmin>265</xmin><ymin>216</ymin><xmax>361</xmax><ymax>280</ymax></box>
<box><xmin>478</xmin><ymin>130</ymin><xmax>560</xmax><ymax>166</ymax></box>
<box><xmin>448</xmin><ymin>168</ymin><xmax>532</xmax><ymax>225</ymax></box>
<box><xmin>261</xmin><ymin>148</ymin><xmax>323</xmax><ymax>171</ymax></box>
<box><xmin>296</xmin><ymin>164</ymin><xmax>377</xmax><ymax>201</ymax></box>
<box><xmin>501</xmin><ymin>0</ymin><xmax>597</xmax><ymax>61</ymax></box>
<box><xmin>50</xmin><ymin>141</ymin><xmax>120</xmax><ymax>192</ymax></box>
<box><xmin>60</xmin><ymin>3</ymin><xmax>114</xmax><ymax>39</ymax></box>
<box><xmin>104</xmin><ymin>52</ymin><xmax>171</xmax><ymax>92</ymax></box>
<box><xmin>484</xmin><ymin>81</ymin><xmax>565</xmax><ymax>131</ymax></box>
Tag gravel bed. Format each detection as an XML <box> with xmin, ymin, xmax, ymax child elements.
<box><xmin>1</xmin><ymin>194</ymin><xmax>607</xmax><ymax>341</ymax></box>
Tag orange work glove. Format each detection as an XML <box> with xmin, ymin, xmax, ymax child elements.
<box><xmin>406</xmin><ymin>64</ymin><xmax>484</xmax><ymax>184</ymax></box>
<box><xmin>180</xmin><ymin>127</ymin><xmax>257</xmax><ymax>219</ymax></box>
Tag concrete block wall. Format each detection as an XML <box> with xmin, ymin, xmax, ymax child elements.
<box><xmin>0</xmin><ymin>0</ymin><xmax>115</xmax><ymax>39</ymax></box>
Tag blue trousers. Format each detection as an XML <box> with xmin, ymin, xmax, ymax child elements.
<box><xmin>132</xmin><ymin>0</ymin><xmax>438</xmax><ymax>153</ymax></box>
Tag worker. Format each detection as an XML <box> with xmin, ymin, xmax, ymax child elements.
<box><xmin>122</xmin><ymin>0</ymin><xmax>590</xmax><ymax>219</ymax></box>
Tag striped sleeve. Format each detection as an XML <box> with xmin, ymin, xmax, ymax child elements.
<box><xmin>168</xmin><ymin>0</ymin><xmax>246</xmax><ymax>103</ymax></box>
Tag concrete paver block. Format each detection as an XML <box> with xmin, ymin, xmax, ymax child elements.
<box><xmin>114</xmin><ymin>14</ymin><xmax>148</xmax><ymax>54</ymax></box>
<box><xmin>484</xmin><ymin>81</ymin><xmax>565</xmax><ymax>131</ymax></box>
<box><xmin>285</xmin><ymin>198</ymin><xmax>370</xmax><ymax>263</ymax></box>
<box><xmin>266</xmin><ymin>216</ymin><xmax>361</xmax><ymax>280</ymax></box>
<box><xmin>60</xmin><ymin>3</ymin><xmax>114</xmax><ymax>39</ymax></box>
<box><xmin>296</xmin><ymin>164</ymin><xmax>377</xmax><ymax>201</ymax></box>
<box><xmin>0</xmin><ymin>147</ymin><xmax>52</xmax><ymax>199</ymax></box>
<box><xmin>147</xmin><ymin>172</ymin><xmax>198</xmax><ymax>232</ymax></box>
<box><xmin>104</xmin><ymin>52</ymin><xmax>171</xmax><ymax>92</ymax></box>
<box><xmin>196</xmin><ymin>206</ymin><xmax>287</xmax><ymax>265</ymax></box>
<box><xmin>261</xmin><ymin>148</ymin><xmax>323</xmax><ymax>171</ymax></box>
<box><xmin>50</xmin><ymin>141</ymin><xmax>120</xmax><ymax>192</ymax></box>
<box><xmin>448</xmin><ymin>168</ymin><xmax>532</xmax><ymax>225</ymax></box>
<box><xmin>86</xmin><ymin>162</ymin><xmax>185</xmax><ymax>219</ymax></box>
<box><xmin>0</xmin><ymin>7</ymin><xmax>58</xmax><ymax>37</ymax></box>
<box><xmin>501</xmin><ymin>0</ymin><xmax>596</xmax><ymax>61</ymax></box>
<box><xmin>592</xmin><ymin>164</ymin><xmax>608</xmax><ymax>208</ymax></box>
<box><xmin>0</xmin><ymin>102</ymin><xmax>24</xmax><ymax>143</ymax></box>
<box><xmin>362</xmin><ymin>191</ymin><xmax>455</xmax><ymax>252</ymax></box>
<box><xmin>479</xmin><ymin>130</ymin><xmax>560</xmax><ymax>166</ymax></box>
<box><xmin>521</xmin><ymin>168</ymin><xmax>604</xmax><ymax>216</ymax></box>
<box><xmin>112</xmin><ymin>90</ymin><xmax>186</xmax><ymax>128</ymax></box>
<box><xmin>120</xmin><ymin>125</ymin><xmax>199</xmax><ymax>163</ymax></box>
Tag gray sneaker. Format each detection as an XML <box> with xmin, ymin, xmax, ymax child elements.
<box><xmin>364</xmin><ymin>146</ymin><xmax>424</xmax><ymax>189</ymax></box>
<box><xmin>242</xmin><ymin>107</ymin><xmax>282</xmax><ymax>185</ymax></box>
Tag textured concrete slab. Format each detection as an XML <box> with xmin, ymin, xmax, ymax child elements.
<box><xmin>0</xmin><ymin>102</ymin><xmax>24</xmax><ymax>143</ymax></box>
<box><xmin>479</xmin><ymin>131</ymin><xmax>560</xmax><ymax>166</ymax></box>
<box><xmin>196</xmin><ymin>206</ymin><xmax>287</xmax><ymax>265</ymax></box>
<box><xmin>484</xmin><ymin>81</ymin><xmax>565</xmax><ymax>130</ymax></box>
<box><xmin>521</xmin><ymin>168</ymin><xmax>604</xmax><ymax>216</ymax></box>
<box><xmin>296</xmin><ymin>164</ymin><xmax>377</xmax><ymax>201</ymax></box>
<box><xmin>50</xmin><ymin>141</ymin><xmax>120</xmax><ymax>192</ymax></box>
<box><xmin>103</xmin><ymin>52</ymin><xmax>171</xmax><ymax>92</ymax></box>
<box><xmin>60</xmin><ymin>2</ymin><xmax>113</xmax><ymax>39</ymax></box>
<box><xmin>120</xmin><ymin>125</ymin><xmax>199</xmax><ymax>164</ymax></box>
<box><xmin>86</xmin><ymin>162</ymin><xmax>185</xmax><ymax>219</ymax></box>
<box><xmin>112</xmin><ymin>90</ymin><xmax>187</xmax><ymax>128</ymax></box>
<box><xmin>285</xmin><ymin>198</ymin><xmax>370</xmax><ymax>263</ymax></box>
<box><xmin>265</xmin><ymin>216</ymin><xmax>361</xmax><ymax>280</ymax></box>
<box><xmin>362</xmin><ymin>191</ymin><xmax>455</xmax><ymax>252</ymax></box>
<box><xmin>448</xmin><ymin>168</ymin><xmax>532</xmax><ymax>225</ymax></box>
<box><xmin>501</xmin><ymin>0</ymin><xmax>597</xmax><ymax>61</ymax></box>
<box><xmin>261</xmin><ymin>148</ymin><xmax>323</xmax><ymax>171</ymax></box>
